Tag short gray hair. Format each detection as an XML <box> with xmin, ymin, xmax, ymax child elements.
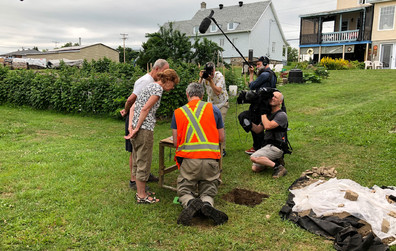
<box><xmin>186</xmin><ymin>82</ymin><xmax>204</xmax><ymax>99</ymax></box>
<box><xmin>153</xmin><ymin>59</ymin><xmax>168</xmax><ymax>69</ymax></box>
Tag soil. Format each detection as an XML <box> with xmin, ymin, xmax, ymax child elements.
<box><xmin>222</xmin><ymin>188</ymin><xmax>269</xmax><ymax>207</ymax></box>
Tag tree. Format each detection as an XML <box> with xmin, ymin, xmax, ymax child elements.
<box><xmin>136</xmin><ymin>23</ymin><xmax>193</xmax><ymax>68</ymax></box>
<box><xmin>61</xmin><ymin>42</ymin><xmax>80</xmax><ymax>48</ymax></box>
<box><xmin>287</xmin><ymin>46</ymin><xmax>298</xmax><ymax>62</ymax></box>
<box><xmin>116</xmin><ymin>46</ymin><xmax>139</xmax><ymax>63</ymax></box>
<box><xmin>192</xmin><ymin>37</ymin><xmax>224</xmax><ymax>66</ymax></box>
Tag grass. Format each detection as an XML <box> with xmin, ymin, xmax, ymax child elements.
<box><xmin>1</xmin><ymin>69</ymin><xmax>395</xmax><ymax>250</ymax></box>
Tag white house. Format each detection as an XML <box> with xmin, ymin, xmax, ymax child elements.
<box><xmin>166</xmin><ymin>1</ymin><xmax>288</xmax><ymax>65</ymax></box>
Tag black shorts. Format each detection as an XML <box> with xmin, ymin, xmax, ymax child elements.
<box><xmin>125</xmin><ymin>114</ymin><xmax>132</xmax><ymax>152</ymax></box>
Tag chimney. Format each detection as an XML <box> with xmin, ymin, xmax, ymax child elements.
<box><xmin>201</xmin><ymin>2</ymin><xmax>206</xmax><ymax>10</ymax></box>
<box><xmin>79</xmin><ymin>37</ymin><xmax>81</xmax><ymax>46</ymax></box>
<box><xmin>239</xmin><ymin>1</ymin><xmax>243</xmax><ymax>7</ymax></box>
<box><xmin>219</xmin><ymin>4</ymin><xmax>223</xmax><ymax>9</ymax></box>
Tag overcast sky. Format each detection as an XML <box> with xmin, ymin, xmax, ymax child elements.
<box><xmin>0</xmin><ymin>0</ymin><xmax>336</xmax><ymax>55</ymax></box>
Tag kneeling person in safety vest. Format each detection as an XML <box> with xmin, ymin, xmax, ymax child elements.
<box><xmin>171</xmin><ymin>82</ymin><xmax>228</xmax><ymax>226</ymax></box>
<box><xmin>250</xmin><ymin>91</ymin><xmax>289</xmax><ymax>179</ymax></box>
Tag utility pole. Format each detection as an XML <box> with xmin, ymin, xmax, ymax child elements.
<box><xmin>120</xmin><ymin>33</ymin><xmax>128</xmax><ymax>63</ymax></box>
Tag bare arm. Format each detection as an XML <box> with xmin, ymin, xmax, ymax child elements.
<box><xmin>251</xmin><ymin>122</ymin><xmax>264</xmax><ymax>134</ymax></box>
<box><xmin>129</xmin><ymin>95</ymin><xmax>160</xmax><ymax>138</ymax></box>
<box><xmin>262</xmin><ymin>114</ymin><xmax>279</xmax><ymax>130</ymax></box>
<box><xmin>218</xmin><ymin>128</ymin><xmax>225</xmax><ymax>143</ymax></box>
<box><xmin>120</xmin><ymin>93</ymin><xmax>137</xmax><ymax>117</ymax></box>
<box><xmin>172</xmin><ymin>129</ymin><xmax>178</xmax><ymax>147</ymax></box>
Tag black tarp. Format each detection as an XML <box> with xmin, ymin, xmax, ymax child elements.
<box><xmin>279</xmin><ymin>177</ymin><xmax>389</xmax><ymax>251</ymax></box>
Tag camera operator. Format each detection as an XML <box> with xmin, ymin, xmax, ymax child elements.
<box><xmin>248</xmin><ymin>56</ymin><xmax>277</xmax><ymax>90</ymax></box>
<box><xmin>199</xmin><ymin>62</ymin><xmax>229</xmax><ymax>157</ymax></box>
<box><xmin>243</xmin><ymin>56</ymin><xmax>277</xmax><ymax>155</ymax></box>
<box><xmin>250</xmin><ymin>91</ymin><xmax>288</xmax><ymax>179</ymax></box>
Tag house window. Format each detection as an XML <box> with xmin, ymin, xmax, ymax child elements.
<box><xmin>379</xmin><ymin>6</ymin><xmax>395</xmax><ymax>30</ymax></box>
<box><xmin>210</xmin><ymin>24</ymin><xmax>218</xmax><ymax>32</ymax></box>
<box><xmin>232</xmin><ymin>38</ymin><xmax>238</xmax><ymax>49</ymax></box>
<box><xmin>220</xmin><ymin>38</ymin><xmax>224</xmax><ymax>47</ymax></box>
<box><xmin>193</xmin><ymin>26</ymin><xmax>199</xmax><ymax>34</ymax></box>
<box><xmin>272</xmin><ymin>42</ymin><xmax>276</xmax><ymax>53</ymax></box>
<box><xmin>228</xmin><ymin>22</ymin><xmax>239</xmax><ymax>30</ymax></box>
<box><xmin>282</xmin><ymin>45</ymin><xmax>286</xmax><ymax>57</ymax></box>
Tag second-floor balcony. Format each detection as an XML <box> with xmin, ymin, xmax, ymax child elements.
<box><xmin>299</xmin><ymin>5</ymin><xmax>373</xmax><ymax>46</ymax></box>
<box><xmin>322</xmin><ymin>30</ymin><xmax>359</xmax><ymax>43</ymax></box>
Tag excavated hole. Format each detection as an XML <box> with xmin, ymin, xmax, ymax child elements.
<box><xmin>222</xmin><ymin>188</ymin><xmax>269</xmax><ymax>207</ymax></box>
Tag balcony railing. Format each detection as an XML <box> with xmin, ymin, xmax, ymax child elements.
<box><xmin>321</xmin><ymin>30</ymin><xmax>359</xmax><ymax>43</ymax></box>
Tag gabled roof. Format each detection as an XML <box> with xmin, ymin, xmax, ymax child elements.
<box><xmin>48</xmin><ymin>43</ymin><xmax>117</xmax><ymax>53</ymax></box>
<box><xmin>1</xmin><ymin>49</ymin><xmax>42</xmax><ymax>57</ymax></box>
<box><xmin>167</xmin><ymin>1</ymin><xmax>271</xmax><ymax>36</ymax></box>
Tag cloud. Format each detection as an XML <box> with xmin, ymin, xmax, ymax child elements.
<box><xmin>0</xmin><ymin>0</ymin><xmax>336</xmax><ymax>54</ymax></box>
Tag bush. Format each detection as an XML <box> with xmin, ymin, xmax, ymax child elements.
<box><xmin>0</xmin><ymin>59</ymin><xmax>225</xmax><ymax>119</ymax></box>
<box><xmin>319</xmin><ymin>57</ymin><xmax>355</xmax><ymax>70</ymax></box>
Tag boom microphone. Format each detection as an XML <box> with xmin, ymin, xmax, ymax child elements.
<box><xmin>198</xmin><ymin>10</ymin><xmax>252</xmax><ymax>67</ymax></box>
<box><xmin>199</xmin><ymin>10</ymin><xmax>214</xmax><ymax>34</ymax></box>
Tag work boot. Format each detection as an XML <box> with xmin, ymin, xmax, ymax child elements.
<box><xmin>147</xmin><ymin>173</ymin><xmax>159</xmax><ymax>182</ymax></box>
<box><xmin>177</xmin><ymin>198</ymin><xmax>204</xmax><ymax>226</ymax></box>
<box><xmin>201</xmin><ymin>203</ymin><xmax>228</xmax><ymax>225</ymax></box>
<box><xmin>272</xmin><ymin>165</ymin><xmax>287</xmax><ymax>179</ymax></box>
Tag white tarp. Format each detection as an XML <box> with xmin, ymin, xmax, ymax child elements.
<box><xmin>290</xmin><ymin>178</ymin><xmax>396</xmax><ymax>244</ymax></box>
<box><xmin>12</xmin><ymin>58</ymin><xmax>47</xmax><ymax>68</ymax></box>
<box><xmin>47</xmin><ymin>59</ymin><xmax>83</xmax><ymax>68</ymax></box>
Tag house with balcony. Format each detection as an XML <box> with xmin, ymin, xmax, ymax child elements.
<box><xmin>299</xmin><ymin>0</ymin><xmax>396</xmax><ymax>69</ymax></box>
<box><xmin>165</xmin><ymin>1</ymin><xmax>288</xmax><ymax>65</ymax></box>
<box><xmin>299</xmin><ymin>0</ymin><xmax>374</xmax><ymax>63</ymax></box>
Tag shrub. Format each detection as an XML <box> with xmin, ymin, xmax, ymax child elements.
<box><xmin>0</xmin><ymin>60</ymin><xmax>247</xmax><ymax>119</ymax></box>
<box><xmin>320</xmin><ymin>57</ymin><xmax>350</xmax><ymax>70</ymax></box>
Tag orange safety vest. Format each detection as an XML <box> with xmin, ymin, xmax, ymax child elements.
<box><xmin>174</xmin><ymin>99</ymin><xmax>220</xmax><ymax>163</ymax></box>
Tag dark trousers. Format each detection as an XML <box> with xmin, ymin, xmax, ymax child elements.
<box><xmin>251</xmin><ymin>130</ymin><xmax>264</xmax><ymax>150</ymax></box>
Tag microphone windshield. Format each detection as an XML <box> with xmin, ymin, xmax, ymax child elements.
<box><xmin>199</xmin><ymin>10</ymin><xmax>215</xmax><ymax>34</ymax></box>
<box><xmin>199</xmin><ymin>17</ymin><xmax>211</xmax><ymax>34</ymax></box>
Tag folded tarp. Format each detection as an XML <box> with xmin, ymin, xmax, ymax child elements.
<box><xmin>280</xmin><ymin>177</ymin><xmax>395</xmax><ymax>250</ymax></box>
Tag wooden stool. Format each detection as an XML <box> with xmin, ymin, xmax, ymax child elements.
<box><xmin>158</xmin><ymin>137</ymin><xmax>223</xmax><ymax>191</ymax></box>
<box><xmin>158</xmin><ymin>137</ymin><xmax>178</xmax><ymax>191</ymax></box>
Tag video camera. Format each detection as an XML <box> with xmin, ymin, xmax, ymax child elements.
<box><xmin>202</xmin><ymin>64</ymin><xmax>214</xmax><ymax>79</ymax></box>
<box><xmin>237</xmin><ymin>88</ymin><xmax>277</xmax><ymax>132</ymax></box>
<box><xmin>237</xmin><ymin>87</ymin><xmax>276</xmax><ymax>107</ymax></box>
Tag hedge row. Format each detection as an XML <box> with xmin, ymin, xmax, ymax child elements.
<box><xmin>0</xmin><ymin>59</ymin><xmax>213</xmax><ymax>118</ymax></box>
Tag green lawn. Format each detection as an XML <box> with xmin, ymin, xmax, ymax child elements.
<box><xmin>1</xmin><ymin>69</ymin><xmax>395</xmax><ymax>250</ymax></box>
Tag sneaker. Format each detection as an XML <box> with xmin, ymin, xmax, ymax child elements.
<box><xmin>222</xmin><ymin>149</ymin><xmax>227</xmax><ymax>157</ymax></box>
<box><xmin>201</xmin><ymin>203</ymin><xmax>228</xmax><ymax>225</ymax></box>
<box><xmin>272</xmin><ymin>165</ymin><xmax>288</xmax><ymax>179</ymax></box>
<box><xmin>147</xmin><ymin>173</ymin><xmax>159</xmax><ymax>183</ymax></box>
<box><xmin>177</xmin><ymin>198</ymin><xmax>204</xmax><ymax>226</ymax></box>
<box><xmin>245</xmin><ymin>147</ymin><xmax>256</xmax><ymax>155</ymax></box>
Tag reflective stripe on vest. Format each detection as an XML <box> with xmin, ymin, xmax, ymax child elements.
<box><xmin>177</xmin><ymin>100</ymin><xmax>220</xmax><ymax>152</ymax></box>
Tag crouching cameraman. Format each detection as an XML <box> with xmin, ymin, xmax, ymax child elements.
<box><xmin>198</xmin><ymin>62</ymin><xmax>229</xmax><ymax>156</ymax></box>
<box><xmin>249</xmin><ymin>91</ymin><xmax>288</xmax><ymax>178</ymax></box>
